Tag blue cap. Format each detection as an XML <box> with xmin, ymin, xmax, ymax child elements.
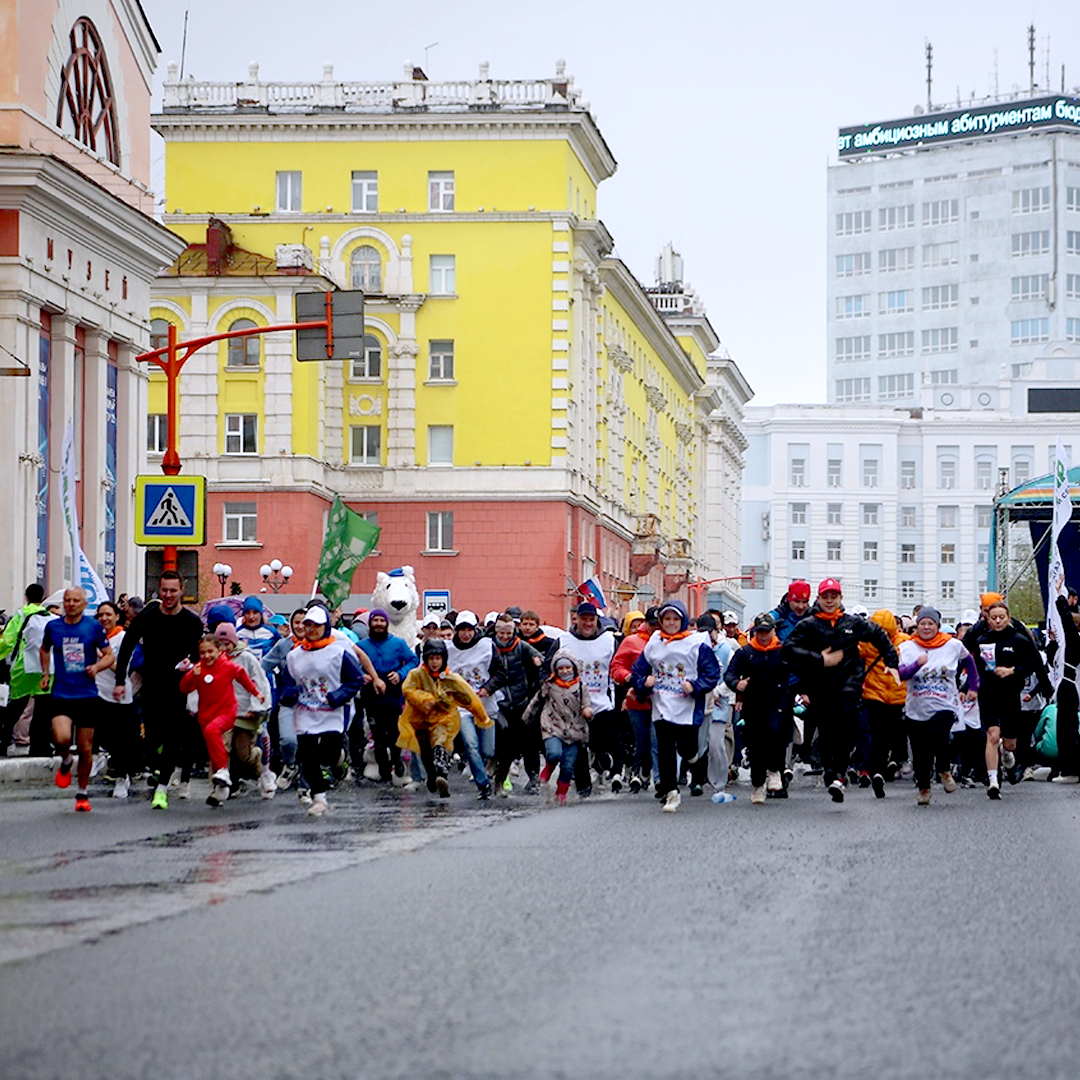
<box><xmin>242</xmin><ymin>596</ymin><xmax>264</xmax><ymax>614</ymax></box>
<box><xmin>269</xmin><ymin>614</ymin><xmax>287</xmax><ymax>626</ymax></box>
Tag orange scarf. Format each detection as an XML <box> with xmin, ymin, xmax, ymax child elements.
<box><xmin>815</xmin><ymin>610</ymin><xmax>843</xmax><ymax>626</ymax></box>
<box><xmin>915</xmin><ymin>631</ymin><xmax>953</xmax><ymax>650</ymax></box>
<box><xmin>300</xmin><ymin>635</ymin><xmax>335</xmax><ymax>651</ymax></box>
<box><xmin>750</xmin><ymin>634</ymin><xmax>782</xmax><ymax>652</ymax></box>
<box><xmin>659</xmin><ymin>628</ymin><xmax>694</xmax><ymax>643</ymax></box>
<box><xmin>105</xmin><ymin>626</ymin><xmax>123</xmax><ymax>640</ymax></box>
<box><xmin>553</xmin><ymin>675</ymin><xmax>580</xmax><ymax>688</ymax></box>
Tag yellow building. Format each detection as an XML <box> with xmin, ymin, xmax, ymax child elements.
<box><xmin>151</xmin><ymin>61</ymin><xmax>751</xmax><ymax>616</ymax></box>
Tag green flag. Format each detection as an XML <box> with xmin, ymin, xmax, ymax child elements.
<box><xmin>315</xmin><ymin>496</ymin><xmax>380</xmax><ymax>609</ymax></box>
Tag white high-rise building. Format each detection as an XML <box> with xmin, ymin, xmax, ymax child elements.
<box><xmin>827</xmin><ymin>91</ymin><xmax>1080</xmax><ymax>407</ymax></box>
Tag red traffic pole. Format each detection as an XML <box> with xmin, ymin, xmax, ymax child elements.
<box><xmin>161</xmin><ymin>322</ymin><xmax>182</xmax><ymax>573</ymax></box>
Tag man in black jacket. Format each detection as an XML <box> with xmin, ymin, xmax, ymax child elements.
<box><xmin>488</xmin><ymin>614</ymin><xmax>543</xmax><ymax>793</ymax></box>
<box><xmin>782</xmin><ymin>578</ymin><xmax>899</xmax><ymax>803</ymax></box>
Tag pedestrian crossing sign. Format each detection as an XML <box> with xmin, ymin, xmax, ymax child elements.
<box><xmin>134</xmin><ymin>475</ymin><xmax>206</xmax><ymax>545</ymax></box>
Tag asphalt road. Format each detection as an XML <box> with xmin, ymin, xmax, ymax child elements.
<box><xmin>2</xmin><ymin>773</ymin><xmax>1080</xmax><ymax>1080</ymax></box>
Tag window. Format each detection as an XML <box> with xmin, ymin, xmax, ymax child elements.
<box><xmin>901</xmin><ymin>543</ymin><xmax>916</xmax><ymax>564</ymax></box>
<box><xmin>836</xmin><ymin>210</ymin><xmax>871</xmax><ymax>235</ymax></box>
<box><xmin>1069</xmin><ymin>274</ymin><xmax>1080</xmax><ymax>301</ymax></box>
<box><xmin>226</xmin><ymin>318</ymin><xmax>260</xmax><ymax>368</ymax></box>
<box><xmin>1012</xmin><ymin>186</ymin><xmax>1050</xmax><ymax>214</ymax></box>
<box><xmin>976</xmin><ymin>460</ymin><xmax>994</xmax><ymax>490</ymax></box>
<box><xmin>939</xmin><ymin>459</ymin><xmax>957</xmax><ymax>489</ymax></box>
<box><xmin>879</xmin><ymin>204</ymin><xmax>915</xmax><ymax>230</ymax></box>
<box><xmin>900</xmin><ymin>580</ymin><xmax>917</xmax><ymax>601</ymax></box>
<box><xmin>863</xmin><ymin>579</ymin><xmax>879</xmax><ymax>600</ymax></box>
<box><xmin>350</xmin><ymin>424</ymin><xmax>381</xmax><ymax>465</ymax></box>
<box><xmin>940</xmin><ymin>544</ymin><xmax>956</xmax><ymax>564</ymax></box>
<box><xmin>836</xmin><ymin>252</ymin><xmax>871</xmax><ymax>277</ymax></box>
<box><xmin>224</xmin><ymin>414</ymin><xmax>257</xmax><ymax>455</ymax></box>
<box><xmin>790</xmin><ymin>458</ymin><xmax>806</xmax><ymax>487</ymax></box>
<box><xmin>923</xmin><ymin>284</ymin><xmax>959</xmax><ymax>310</ymax></box>
<box><xmin>827</xmin><ymin>460</ymin><xmax>842</xmax><ymax>487</ymax></box>
<box><xmin>150</xmin><ymin>318</ymin><xmax>171</xmax><ymax>351</ymax></box>
<box><xmin>862</xmin><ymin>459</ymin><xmax>879</xmax><ymax>487</ymax></box>
<box><xmin>1069</xmin><ymin>187</ymin><xmax>1080</xmax><ymax>212</ymax></box>
<box><xmin>147</xmin><ymin>413</ymin><xmax>167</xmax><ymax>453</ymax></box>
<box><xmin>978</xmin><ymin>544</ymin><xmax>989</xmax><ymax>565</ymax></box>
<box><xmin>976</xmin><ymin>506</ymin><xmax>993</xmax><ymax>529</ymax></box>
<box><xmin>900</xmin><ymin>461</ymin><xmax>916</xmax><ymax>489</ymax></box>
<box><xmin>837</xmin><ymin>294</ymin><xmax>870</xmax><ymax>319</ymax></box>
<box><xmin>835</xmin><ymin>377</ymin><xmax>871</xmax><ymax>402</ymax></box>
<box><xmin>1012</xmin><ymin>455</ymin><xmax>1032</xmax><ymax>484</ymax></box>
<box><xmin>863</xmin><ymin>541</ymin><xmax>878</xmax><ymax>562</ymax></box>
<box><xmin>930</xmin><ymin>369</ymin><xmax>957</xmax><ymax>385</ymax></box>
<box><xmin>827</xmin><ymin>503</ymin><xmax>842</xmax><ymax>525</ymax></box>
<box><xmin>791</xmin><ymin>540</ymin><xmax>806</xmax><ymax>562</ymax></box>
<box><xmin>1012</xmin><ymin>361</ymin><xmax>1033</xmax><ymax>378</ymax></box>
<box><xmin>901</xmin><ymin>506</ymin><xmax>917</xmax><ymax>528</ymax></box>
<box><xmin>1010</xmin><ymin>318</ymin><xmax>1049</xmax><ymax>344</ymax></box>
<box><xmin>862</xmin><ymin>503</ymin><xmax>879</xmax><ymax>526</ymax></box>
<box><xmin>1011</xmin><ymin>230</ymin><xmax>1050</xmax><ymax>257</ymax></box>
<box><xmin>923</xmin><ymin>198</ymin><xmax>959</xmax><ymax>225</ymax></box>
<box><xmin>223</xmin><ymin>502</ymin><xmax>257</xmax><ymax>543</ymax></box>
<box><xmin>941</xmin><ymin>581</ymin><xmax>956</xmax><ymax>601</ymax></box>
<box><xmin>428</xmin><ymin>171</ymin><xmax>454</xmax><ymax>212</ymax></box>
<box><xmin>923</xmin><ymin>242</ymin><xmax>959</xmax><ymax>267</ymax></box>
<box><xmin>790</xmin><ymin>503</ymin><xmax>807</xmax><ymax>525</ymax></box>
<box><xmin>879</xmin><ymin>247</ymin><xmax>914</xmax><ymax>273</ymax></box>
<box><xmin>938</xmin><ymin>506</ymin><xmax>958</xmax><ymax>528</ymax></box>
<box><xmin>1069</xmin><ymin>231</ymin><xmax>1080</xmax><ymax>256</ymax></box>
<box><xmin>351</xmin><ymin>334</ymin><xmax>382</xmax><ymax>379</ymax></box>
<box><xmin>922</xmin><ymin>327</ymin><xmax>958</xmax><ymax>353</ymax></box>
<box><xmin>836</xmin><ymin>336</ymin><xmax>871</xmax><ymax>362</ymax></box>
<box><xmin>351</xmin><ymin>171</ymin><xmax>378</xmax><ymax>212</ymax></box>
<box><xmin>879</xmin><ymin>373</ymin><xmax>914</xmax><ymax>400</ymax></box>
<box><xmin>1068</xmin><ymin>318</ymin><xmax>1080</xmax><ymax>343</ymax></box>
<box><xmin>428</xmin><ymin>425</ymin><xmax>453</xmax><ymax>465</ymax></box>
<box><xmin>350</xmin><ymin>246</ymin><xmax>383</xmax><ymax>292</ymax></box>
<box><xmin>429</xmin><ymin>340</ymin><xmax>455</xmax><ymax>381</ymax></box>
<box><xmin>827</xmin><ymin>540</ymin><xmax>842</xmax><ymax>561</ymax></box>
<box><xmin>879</xmin><ymin>289</ymin><xmax>913</xmax><ymax>315</ymax></box>
<box><xmin>1011</xmin><ymin>274</ymin><xmax>1049</xmax><ymax>301</ymax></box>
<box><xmin>879</xmin><ymin>332</ymin><xmax>914</xmax><ymax>358</ymax></box>
<box><xmin>275</xmin><ymin>170</ymin><xmax>301</xmax><ymax>212</ymax></box>
<box><xmin>429</xmin><ymin>254</ymin><xmax>456</xmax><ymax>294</ymax></box>
<box><xmin>427</xmin><ymin>510</ymin><xmax>454</xmax><ymax>551</ymax></box>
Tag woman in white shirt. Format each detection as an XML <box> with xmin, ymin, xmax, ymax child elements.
<box><xmin>94</xmin><ymin>601</ymin><xmax>137</xmax><ymax>800</ymax></box>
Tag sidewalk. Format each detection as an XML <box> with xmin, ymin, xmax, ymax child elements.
<box><xmin>0</xmin><ymin>753</ymin><xmax>61</xmax><ymax>784</ymax></box>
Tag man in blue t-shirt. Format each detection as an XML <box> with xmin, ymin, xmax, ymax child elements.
<box><xmin>40</xmin><ymin>588</ymin><xmax>113</xmax><ymax>810</ymax></box>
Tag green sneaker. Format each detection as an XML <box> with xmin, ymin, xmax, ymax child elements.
<box><xmin>502</xmin><ymin>777</ymin><xmax>513</xmax><ymax>792</ymax></box>
<box><xmin>151</xmin><ymin>787</ymin><xmax>169</xmax><ymax>810</ymax></box>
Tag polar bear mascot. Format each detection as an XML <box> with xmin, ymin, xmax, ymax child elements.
<box><xmin>371</xmin><ymin>565</ymin><xmax>421</xmax><ymax>649</ymax></box>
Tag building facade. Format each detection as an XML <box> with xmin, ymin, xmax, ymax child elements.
<box><xmin>0</xmin><ymin>0</ymin><xmax>183</xmax><ymax>606</ymax></box>
<box><xmin>827</xmin><ymin>91</ymin><xmax>1080</xmax><ymax>407</ymax></box>
<box><xmin>150</xmin><ymin>63</ymin><xmax>751</xmax><ymax>619</ymax></box>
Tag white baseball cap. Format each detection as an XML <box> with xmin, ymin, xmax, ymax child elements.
<box><xmin>302</xmin><ymin>606</ymin><xmax>329</xmax><ymax>625</ymax></box>
<box><xmin>723</xmin><ymin>611</ymin><xmax>739</xmax><ymax>625</ymax></box>
<box><xmin>456</xmin><ymin>610</ymin><xmax>479</xmax><ymax>627</ymax></box>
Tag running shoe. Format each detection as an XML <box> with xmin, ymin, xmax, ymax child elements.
<box><xmin>436</xmin><ymin>775</ymin><xmax>450</xmax><ymax>798</ymax></box>
<box><xmin>858</xmin><ymin>771</ymin><xmax>872</xmax><ymax>788</ymax></box>
<box><xmin>206</xmin><ymin>781</ymin><xmax>228</xmax><ymax>807</ymax></box>
<box><xmin>151</xmin><ymin>787</ymin><xmax>169</xmax><ymax>810</ymax></box>
<box><xmin>539</xmin><ymin>762</ymin><xmax>553</xmax><ymax>783</ymax></box>
<box><xmin>175</xmin><ymin>781</ymin><xmax>191</xmax><ymax>800</ymax></box>
<box><xmin>917</xmin><ymin>788</ymin><xmax>931</xmax><ymax>806</ymax></box>
<box><xmin>307</xmin><ymin>793</ymin><xmax>329</xmax><ymax>816</ymax></box>
<box><xmin>628</xmin><ymin>775</ymin><xmax>642</xmax><ymax>794</ymax></box>
<box><xmin>828</xmin><ymin>779</ymin><xmax>845</xmax><ymax>803</ymax></box>
<box><xmin>987</xmin><ymin>780</ymin><xmax>1001</xmax><ymax>799</ymax></box>
<box><xmin>298</xmin><ymin>788</ymin><xmax>313</xmax><ymax>806</ymax></box>
<box><xmin>690</xmin><ymin>783</ymin><xmax>704</xmax><ymax>797</ymax></box>
<box><xmin>259</xmin><ymin>770</ymin><xmax>277</xmax><ymax>799</ymax></box>
<box><xmin>112</xmin><ymin>776</ymin><xmax>130</xmax><ymax>800</ymax></box>
<box><xmin>502</xmin><ymin>777</ymin><xmax>513</xmax><ymax>793</ymax></box>
<box><xmin>75</xmin><ymin>794</ymin><xmax>91</xmax><ymax>812</ymax></box>
<box><xmin>766</xmin><ymin>771</ymin><xmax>783</xmax><ymax>792</ymax></box>
<box><xmin>884</xmin><ymin>760</ymin><xmax>899</xmax><ymax>782</ymax></box>
<box><xmin>940</xmin><ymin>771</ymin><xmax>958</xmax><ymax>794</ymax></box>
<box><xmin>1050</xmin><ymin>774</ymin><xmax>1080</xmax><ymax>784</ymax></box>
<box><xmin>662</xmin><ymin>789</ymin><xmax>681</xmax><ymax>813</ymax></box>
<box><xmin>610</xmin><ymin>774</ymin><xmax>623</xmax><ymax>793</ymax></box>
<box><xmin>477</xmin><ymin>783</ymin><xmax>492</xmax><ymax>801</ymax></box>
<box><xmin>751</xmin><ymin>786</ymin><xmax>766</xmax><ymax>805</ymax></box>
<box><xmin>872</xmin><ymin>773</ymin><xmax>886</xmax><ymax>799</ymax></box>
<box><xmin>276</xmin><ymin>763</ymin><xmax>298</xmax><ymax>790</ymax></box>
<box><xmin>55</xmin><ymin>758</ymin><xmax>73</xmax><ymax>789</ymax></box>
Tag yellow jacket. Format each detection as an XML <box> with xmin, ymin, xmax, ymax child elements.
<box><xmin>397</xmin><ymin>664</ymin><xmax>491</xmax><ymax>754</ymax></box>
<box><xmin>859</xmin><ymin>609</ymin><xmax>908</xmax><ymax>705</ymax></box>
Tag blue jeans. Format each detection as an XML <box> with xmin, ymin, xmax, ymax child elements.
<box><xmin>276</xmin><ymin>705</ymin><xmax>298</xmax><ymax>766</ymax></box>
<box><xmin>544</xmin><ymin>736</ymin><xmax>579</xmax><ymax>781</ymax></box>
<box><xmin>458</xmin><ymin>708</ymin><xmax>495</xmax><ymax>789</ymax></box>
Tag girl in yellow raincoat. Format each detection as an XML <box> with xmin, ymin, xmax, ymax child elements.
<box><xmin>398</xmin><ymin>638</ymin><xmax>491</xmax><ymax>798</ymax></box>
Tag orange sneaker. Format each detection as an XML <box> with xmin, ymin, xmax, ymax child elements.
<box><xmin>75</xmin><ymin>795</ymin><xmax>91</xmax><ymax>812</ymax></box>
<box><xmin>55</xmin><ymin>760</ymin><xmax>73</xmax><ymax>789</ymax></box>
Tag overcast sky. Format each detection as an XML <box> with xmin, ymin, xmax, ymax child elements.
<box><xmin>141</xmin><ymin>0</ymin><xmax>1077</xmax><ymax>405</ymax></box>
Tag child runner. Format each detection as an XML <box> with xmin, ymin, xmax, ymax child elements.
<box><xmin>178</xmin><ymin>635</ymin><xmax>264</xmax><ymax>807</ymax></box>
<box><xmin>535</xmin><ymin>649</ymin><xmax>593</xmax><ymax>803</ymax></box>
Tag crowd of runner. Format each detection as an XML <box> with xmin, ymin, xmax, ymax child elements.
<box><xmin>1</xmin><ymin>569</ymin><xmax>1077</xmax><ymax>814</ymax></box>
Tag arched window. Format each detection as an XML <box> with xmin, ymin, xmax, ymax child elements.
<box><xmin>351</xmin><ymin>334</ymin><xmax>382</xmax><ymax>379</ymax></box>
<box><xmin>227</xmin><ymin>318</ymin><xmax>260</xmax><ymax>368</ymax></box>
<box><xmin>56</xmin><ymin>18</ymin><xmax>119</xmax><ymax>165</ymax></box>
<box><xmin>350</xmin><ymin>245</ymin><xmax>383</xmax><ymax>293</ymax></box>
<box><xmin>150</xmin><ymin>318</ymin><xmax>171</xmax><ymax>352</ymax></box>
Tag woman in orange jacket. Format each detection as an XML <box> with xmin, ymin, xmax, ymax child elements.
<box><xmin>859</xmin><ymin>609</ymin><xmax>909</xmax><ymax>796</ymax></box>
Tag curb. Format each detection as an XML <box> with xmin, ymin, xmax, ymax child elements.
<box><xmin>0</xmin><ymin>755</ymin><xmax>61</xmax><ymax>784</ymax></box>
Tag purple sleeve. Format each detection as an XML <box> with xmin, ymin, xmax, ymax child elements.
<box><xmin>897</xmin><ymin>659</ymin><xmax>922</xmax><ymax>681</ymax></box>
<box><xmin>960</xmin><ymin>650</ymin><xmax>979</xmax><ymax>694</ymax></box>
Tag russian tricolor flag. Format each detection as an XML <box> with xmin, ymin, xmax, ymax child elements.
<box><xmin>576</xmin><ymin>577</ymin><xmax>607</xmax><ymax>611</ymax></box>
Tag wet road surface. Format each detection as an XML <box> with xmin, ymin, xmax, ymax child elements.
<box><xmin>2</xmin><ymin>774</ymin><xmax>1080</xmax><ymax>1080</ymax></box>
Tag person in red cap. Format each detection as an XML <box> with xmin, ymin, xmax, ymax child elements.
<box><xmin>768</xmin><ymin>580</ymin><xmax>812</xmax><ymax>643</ymax></box>
<box><xmin>782</xmin><ymin>578</ymin><xmax>899</xmax><ymax>803</ymax></box>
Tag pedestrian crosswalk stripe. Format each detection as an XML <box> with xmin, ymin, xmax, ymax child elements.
<box><xmin>146</xmin><ymin>486</ymin><xmax>192</xmax><ymax>529</ymax></box>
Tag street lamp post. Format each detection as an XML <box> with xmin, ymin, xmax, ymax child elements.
<box><xmin>212</xmin><ymin>562</ymin><xmax>233</xmax><ymax>597</ymax></box>
<box><xmin>259</xmin><ymin>558</ymin><xmax>294</xmax><ymax>594</ymax></box>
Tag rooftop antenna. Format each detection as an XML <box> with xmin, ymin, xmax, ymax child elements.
<box><xmin>993</xmin><ymin>49</ymin><xmax>999</xmax><ymax>98</ymax></box>
<box><xmin>179</xmin><ymin>9</ymin><xmax>189</xmax><ymax>80</ymax></box>
<box><xmin>1044</xmin><ymin>33</ymin><xmax>1051</xmax><ymax>95</ymax></box>
<box><xmin>424</xmin><ymin>41</ymin><xmax>439</xmax><ymax>75</ymax></box>
<box><xmin>925</xmin><ymin>40</ymin><xmax>933</xmax><ymax>111</ymax></box>
<box><xmin>1028</xmin><ymin>23</ymin><xmax>1036</xmax><ymax>93</ymax></box>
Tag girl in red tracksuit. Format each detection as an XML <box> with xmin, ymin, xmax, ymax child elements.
<box><xmin>179</xmin><ymin>635</ymin><xmax>263</xmax><ymax>805</ymax></box>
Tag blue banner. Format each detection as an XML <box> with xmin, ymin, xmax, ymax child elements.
<box><xmin>35</xmin><ymin>323</ymin><xmax>49</xmax><ymax>584</ymax></box>
<box><xmin>104</xmin><ymin>361</ymin><xmax>117</xmax><ymax>594</ymax></box>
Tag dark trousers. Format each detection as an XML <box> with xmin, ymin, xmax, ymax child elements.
<box><xmin>365</xmin><ymin>698</ymin><xmax>404</xmax><ymax>780</ymax></box>
<box><xmin>494</xmin><ymin>706</ymin><xmax>539</xmax><ymax>785</ymax></box>
<box><xmin>654</xmin><ymin>719</ymin><xmax>702</xmax><ymax>795</ymax></box>
<box><xmin>818</xmin><ymin>693</ymin><xmax>862</xmax><ymax>786</ymax></box>
<box><xmin>143</xmin><ymin>689</ymin><xmax>201</xmax><ymax>788</ymax></box>
<box><xmin>297</xmin><ymin>731</ymin><xmax>344</xmax><ymax>796</ymax></box>
<box><xmin>865</xmin><ymin>700</ymin><xmax>902</xmax><ymax>777</ymax></box>
<box><xmin>0</xmin><ymin>695</ymin><xmax>28</xmax><ymax>754</ymax></box>
<box><xmin>586</xmin><ymin>708</ymin><xmax>620</xmax><ymax>775</ymax></box>
<box><xmin>951</xmin><ymin>725</ymin><xmax>986</xmax><ymax>782</ymax></box>
<box><xmin>743</xmin><ymin>713</ymin><xmax>788</xmax><ymax>788</ymax></box>
<box><xmin>908</xmin><ymin>711</ymin><xmax>955</xmax><ymax>790</ymax></box>
<box><xmin>98</xmin><ymin>702</ymin><xmax>140</xmax><ymax>778</ymax></box>
<box><xmin>1056</xmin><ymin>680</ymin><xmax>1080</xmax><ymax>775</ymax></box>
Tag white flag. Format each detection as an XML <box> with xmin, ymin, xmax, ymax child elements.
<box><xmin>1047</xmin><ymin>438</ymin><xmax>1071</xmax><ymax>691</ymax></box>
<box><xmin>60</xmin><ymin>421</ymin><xmax>109</xmax><ymax>608</ymax></box>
